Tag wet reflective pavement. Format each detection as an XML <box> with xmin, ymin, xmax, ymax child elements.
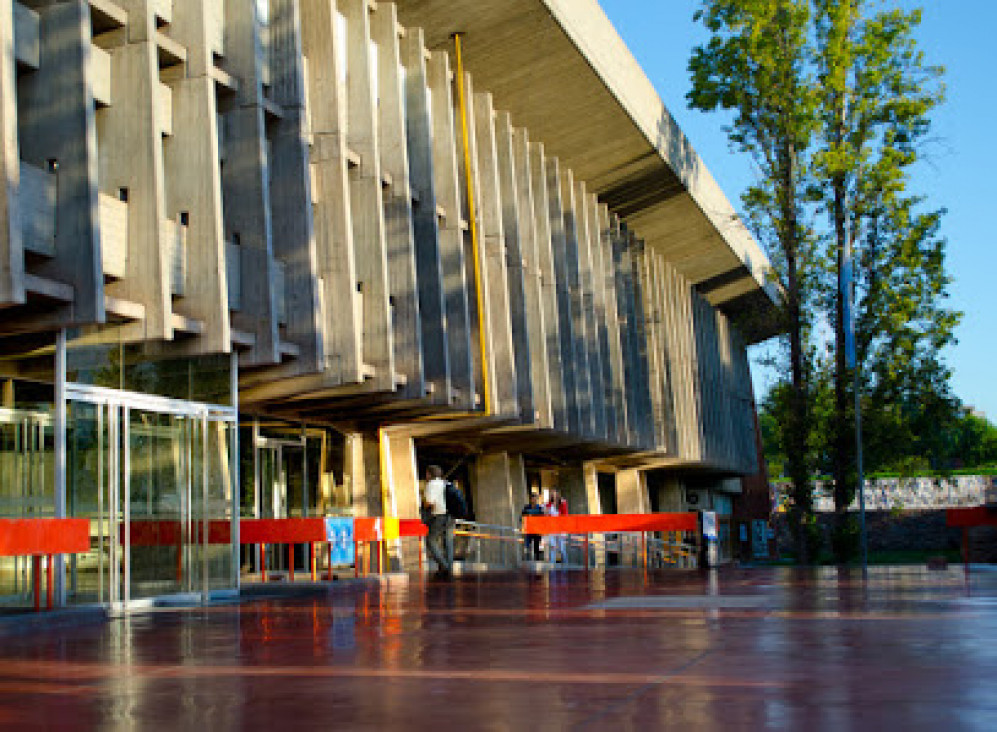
<box><xmin>2</xmin><ymin>566</ymin><xmax>997</xmax><ymax>730</ymax></box>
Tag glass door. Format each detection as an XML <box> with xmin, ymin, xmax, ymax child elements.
<box><xmin>126</xmin><ymin>408</ymin><xmax>191</xmax><ymax>601</ymax></box>
<box><xmin>65</xmin><ymin>387</ymin><xmax>236</xmax><ymax>609</ymax></box>
<box><xmin>66</xmin><ymin>401</ymin><xmax>119</xmax><ymax>605</ymax></box>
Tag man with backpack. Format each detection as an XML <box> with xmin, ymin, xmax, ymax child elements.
<box><xmin>422</xmin><ymin>465</ymin><xmax>464</xmax><ymax>578</ymax></box>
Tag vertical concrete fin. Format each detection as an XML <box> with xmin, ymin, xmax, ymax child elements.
<box><xmin>471</xmin><ymin>91</ymin><xmax>518</xmax><ymax>418</ymax></box>
<box><xmin>0</xmin><ymin>0</ymin><xmax>24</xmax><ymax>306</ymax></box>
<box><xmin>560</xmin><ymin>171</ymin><xmax>593</xmax><ymax>437</ymax></box>
<box><xmin>530</xmin><ymin>144</ymin><xmax>566</xmax><ymax>431</ymax></box>
<box><xmin>99</xmin><ymin>0</ymin><xmax>175</xmax><ymax>338</ymax></box>
<box><xmin>372</xmin><ymin>3</ymin><xmax>424</xmax><ymax>398</ymax></box>
<box><xmin>545</xmin><ymin>157</ymin><xmax>578</xmax><ymax>433</ymax></box>
<box><xmin>266</xmin><ymin>0</ymin><xmax>325</xmax><ymax>373</ymax></box>
<box><xmin>513</xmin><ymin>128</ymin><xmax>552</xmax><ymax>429</ymax></box>
<box><xmin>299</xmin><ymin>0</ymin><xmax>362</xmax><ymax>382</ymax></box>
<box><xmin>576</xmin><ymin>188</ymin><xmax>606</xmax><ymax>439</ymax></box>
<box><xmin>18</xmin><ymin>2</ymin><xmax>105</xmax><ymax>323</ymax></box>
<box><xmin>494</xmin><ymin>111</ymin><xmax>534</xmax><ymax>423</ymax></box>
<box><xmin>427</xmin><ymin>49</ymin><xmax>473</xmax><ymax>410</ymax></box>
<box><xmin>344</xmin><ymin>0</ymin><xmax>394</xmax><ymax>390</ymax></box>
<box><xmin>401</xmin><ymin>27</ymin><xmax>450</xmax><ymax>404</ymax></box>
<box><xmin>221</xmin><ymin>0</ymin><xmax>280</xmax><ymax>366</ymax></box>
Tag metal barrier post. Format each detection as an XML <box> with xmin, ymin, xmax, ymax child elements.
<box><xmin>354</xmin><ymin>541</ymin><xmax>360</xmax><ymax>577</ymax></box>
<box><xmin>584</xmin><ymin>536</ymin><xmax>589</xmax><ymax>570</ymax></box>
<box><xmin>260</xmin><ymin>544</ymin><xmax>267</xmax><ymax>582</ymax></box>
<box><xmin>46</xmin><ymin>554</ymin><xmax>54</xmax><ymax>610</ymax></box>
<box><xmin>33</xmin><ymin>556</ymin><xmax>41</xmax><ymax>611</ymax></box>
<box><xmin>327</xmin><ymin>542</ymin><xmax>334</xmax><ymax>581</ymax></box>
<box><xmin>288</xmin><ymin>545</ymin><xmax>295</xmax><ymax>582</ymax></box>
<box><xmin>641</xmin><ymin>533</ymin><xmax>646</xmax><ymax>569</ymax></box>
<box><xmin>311</xmin><ymin>543</ymin><xmax>317</xmax><ymax>581</ymax></box>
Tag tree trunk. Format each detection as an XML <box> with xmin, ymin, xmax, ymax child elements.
<box><xmin>780</xmin><ymin>142</ymin><xmax>812</xmax><ymax>565</ymax></box>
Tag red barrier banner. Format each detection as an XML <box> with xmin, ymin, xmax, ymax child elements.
<box><xmin>354</xmin><ymin>518</ymin><xmax>427</xmax><ymax>542</ymax></box>
<box><xmin>946</xmin><ymin>507</ymin><xmax>997</xmax><ymax>528</ymax></box>
<box><xmin>240</xmin><ymin>518</ymin><xmax>325</xmax><ymax>544</ymax></box>
<box><xmin>0</xmin><ymin>518</ymin><xmax>90</xmax><ymax>557</ymax></box>
<box><xmin>522</xmin><ymin>512</ymin><xmax>698</xmax><ymax>536</ymax></box>
<box><xmin>124</xmin><ymin>520</ymin><xmax>233</xmax><ymax>547</ymax></box>
<box><xmin>114</xmin><ymin>517</ymin><xmax>429</xmax><ymax>547</ymax></box>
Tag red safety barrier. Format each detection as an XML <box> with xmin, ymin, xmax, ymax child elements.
<box><xmin>112</xmin><ymin>518</ymin><xmax>429</xmax><ymax>546</ymax></box>
<box><xmin>123</xmin><ymin>520</ymin><xmax>233</xmax><ymax>546</ymax></box>
<box><xmin>946</xmin><ymin>507</ymin><xmax>997</xmax><ymax>528</ymax></box>
<box><xmin>522</xmin><ymin>512</ymin><xmax>698</xmax><ymax>536</ymax></box>
<box><xmin>947</xmin><ymin>507</ymin><xmax>997</xmax><ymax>573</ymax></box>
<box><xmin>0</xmin><ymin>518</ymin><xmax>90</xmax><ymax>556</ymax></box>
<box><xmin>238</xmin><ymin>518</ymin><xmax>426</xmax><ymax>581</ymax></box>
<box><xmin>108</xmin><ymin>518</ymin><xmax>429</xmax><ymax>582</ymax></box>
<box><xmin>0</xmin><ymin>518</ymin><xmax>90</xmax><ymax>612</ymax></box>
<box><xmin>354</xmin><ymin>518</ymin><xmax>428</xmax><ymax>542</ymax></box>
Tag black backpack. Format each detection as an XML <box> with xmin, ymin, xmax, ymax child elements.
<box><xmin>444</xmin><ymin>481</ymin><xmax>468</xmax><ymax>519</ymax></box>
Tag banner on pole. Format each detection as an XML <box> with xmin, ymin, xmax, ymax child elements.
<box><xmin>842</xmin><ymin>248</ymin><xmax>857</xmax><ymax>369</ymax></box>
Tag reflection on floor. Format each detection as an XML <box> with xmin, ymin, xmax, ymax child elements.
<box><xmin>1</xmin><ymin>566</ymin><xmax>996</xmax><ymax>730</ymax></box>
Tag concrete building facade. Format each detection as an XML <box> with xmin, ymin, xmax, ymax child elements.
<box><xmin>1</xmin><ymin>0</ymin><xmax>777</xmax><ymax>608</ymax></box>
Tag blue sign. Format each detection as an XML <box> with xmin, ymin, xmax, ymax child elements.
<box><xmin>324</xmin><ymin>517</ymin><xmax>355</xmax><ymax>565</ymax></box>
<box><xmin>702</xmin><ymin>511</ymin><xmax>718</xmax><ymax>541</ymax></box>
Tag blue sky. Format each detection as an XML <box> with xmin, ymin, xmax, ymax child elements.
<box><xmin>599</xmin><ymin>1</ymin><xmax>997</xmax><ymax>419</ymax></box>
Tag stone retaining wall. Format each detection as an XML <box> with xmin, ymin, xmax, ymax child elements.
<box><xmin>773</xmin><ymin>509</ymin><xmax>997</xmax><ymax>562</ymax></box>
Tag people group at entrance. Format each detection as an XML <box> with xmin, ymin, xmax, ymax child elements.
<box><xmin>421</xmin><ymin>465</ymin><xmax>570</xmax><ymax>578</ymax></box>
<box><xmin>522</xmin><ymin>490</ymin><xmax>569</xmax><ymax>563</ymax></box>
<box><xmin>421</xmin><ymin>465</ymin><xmax>460</xmax><ymax>578</ymax></box>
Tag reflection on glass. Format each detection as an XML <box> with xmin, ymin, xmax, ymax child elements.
<box><xmin>66</xmin><ymin>327</ymin><xmax>232</xmax><ymax>405</ymax></box>
<box><xmin>0</xmin><ymin>380</ymin><xmax>55</xmax><ymax>608</ymax></box>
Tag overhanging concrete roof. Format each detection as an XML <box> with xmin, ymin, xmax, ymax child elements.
<box><xmin>394</xmin><ymin>0</ymin><xmax>781</xmax><ymax>342</ymax></box>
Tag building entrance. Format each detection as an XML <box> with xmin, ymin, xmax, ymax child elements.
<box><xmin>65</xmin><ymin>385</ymin><xmax>237</xmax><ymax>609</ymax></box>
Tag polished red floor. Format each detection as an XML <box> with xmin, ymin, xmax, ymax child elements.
<box><xmin>2</xmin><ymin>566</ymin><xmax>996</xmax><ymax>730</ymax></box>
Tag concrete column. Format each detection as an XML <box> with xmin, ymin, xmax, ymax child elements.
<box><xmin>557</xmin><ymin>464</ymin><xmax>593</xmax><ymax>516</ymax></box>
<box><xmin>653</xmin><ymin>476</ymin><xmax>685</xmax><ymax>513</ymax></box>
<box><xmin>0</xmin><ymin>0</ymin><xmax>24</xmax><ymax>306</ymax></box>
<box><xmin>472</xmin><ymin>452</ymin><xmax>527</xmax><ymax>564</ymax></box>
<box><xmin>344</xmin><ymin>432</ymin><xmax>380</xmax><ymax>517</ymax></box>
<box><xmin>582</xmin><ymin>462</ymin><xmax>602</xmax><ymax>567</ymax></box>
<box><xmin>616</xmin><ymin>468</ymin><xmax>649</xmax><ymax>514</ymax></box>
<box><xmin>381</xmin><ymin>430</ymin><xmax>420</xmax><ymax>571</ymax></box>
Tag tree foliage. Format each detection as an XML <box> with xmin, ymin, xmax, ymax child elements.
<box><xmin>689</xmin><ymin>0</ymin><xmax>820</xmax><ymax>562</ymax></box>
<box><xmin>690</xmin><ymin>0</ymin><xmax>959</xmax><ymax>562</ymax></box>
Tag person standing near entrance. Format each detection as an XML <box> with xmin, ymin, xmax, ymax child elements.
<box><xmin>521</xmin><ymin>492</ymin><xmax>544</xmax><ymax>561</ymax></box>
<box><xmin>545</xmin><ymin>489</ymin><xmax>569</xmax><ymax>563</ymax></box>
<box><xmin>422</xmin><ymin>465</ymin><xmax>453</xmax><ymax>578</ymax></box>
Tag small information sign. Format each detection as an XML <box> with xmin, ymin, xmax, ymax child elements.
<box><xmin>702</xmin><ymin>511</ymin><xmax>718</xmax><ymax>541</ymax></box>
<box><xmin>325</xmin><ymin>517</ymin><xmax>355</xmax><ymax>565</ymax></box>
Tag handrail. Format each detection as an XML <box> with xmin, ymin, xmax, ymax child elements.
<box><xmin>450</xmin><ymin>519</ymin><xmax>698</xmax><ymax>570</ymax></box>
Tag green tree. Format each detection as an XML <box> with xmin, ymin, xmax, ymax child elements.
<box><xmin>810</xmin><ymin>1</ymin><xmax>947</xmax><ymax>560</ymax></box>
<box><xmin>689</xmin><ymin>0</ymin><xmax>820</xmax><ymax>562</ymax></box>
